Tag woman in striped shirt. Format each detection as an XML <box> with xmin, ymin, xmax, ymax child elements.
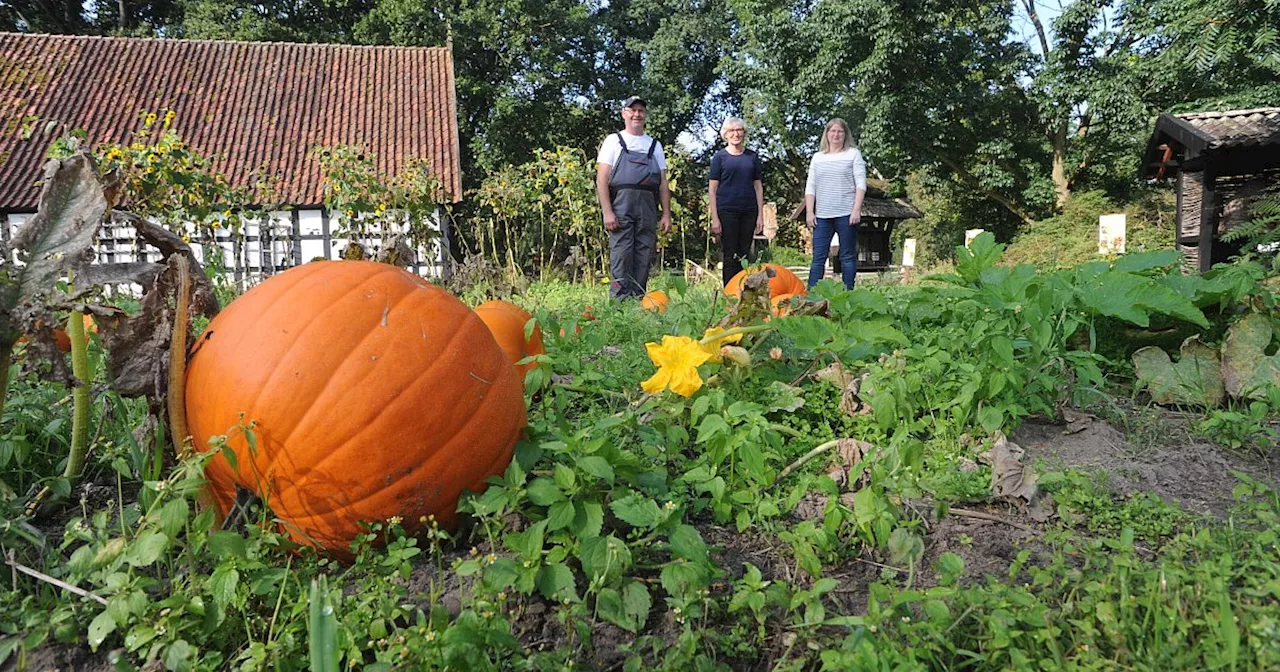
<box><xmin>804</xmin><ymin>118</ymin><xmax>866</xmax><ymax>289</ymax></box>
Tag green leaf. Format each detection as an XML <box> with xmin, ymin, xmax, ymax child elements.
<box><xmin>206</xmin><ymin>531</ymin><xmax>248</xmax><ymax>559</ymax></box>
<box><xmin>164</xmin><ymin>640</ymin><xmax>194</xmax><ymax>672</ymax></box>
<box><xmin>157</xmin><ymin>498</ymin><xmax>189</xmax><ymax>537</ymax></box>
<box><xmin>610</xmin><ymin>494</ymin><xmax>663</xmax><ymax>529</ymax></box>
<box><xmin>125</xmin><ymin>531</ymin><xmax>168</xmax><ymax>567</ymax></box>
<box><xmin>535</xmin><ymin>562</ymin><xmax>578</xmax><ymax>602</ymax></box>
<box><xmin>579</xmin><ymin>535</ymin><xmax>632</xmax><ymax>586</ymax></box>
<box><xmin>695</xmin><ymin>414</ymin><xmax>731</xmax><ymax>445</ymax></box>
<box><xmin>526</xmin><ymin>477</ymin><xmax>564</xmax><ymax>506</ymax></box>
<box><xmin>668</xmin><ymin>525</ymin><xmax>708</xmax><ymax>565</ymax></box>
<box><xmin>887</xmin><ymin>528</ymin><xmax>925</xmax><ymax>567</ymax></box>
<box><xmin>546</xmin><ymin>500</ymin><xmax>576</xmax><ymax>531</ymax></box>
<box><xmin>88</xmin><ymin>611</ymin><xmax>116</xmax><ymax>652</ymax></box>
<box><xmin>577</xmin><ymin>456</ymin><xmax>615</xmax><ymax>484</ymax></box>
<box><xmin>208</xmin><ymin>565</ymin><xmax>239</xmax><ymax>610</ymax></box>
<box><xmin>553</xmin><ymin>463</ymin><xmax>576</xmax><ymax>490</ymax></box>
<box><xmin>1112</xmin><ymin>250</ymin><xmax>1179</xmax><ymax>274</ymax></box>
<box><xmin>977</xmin><ymin>406</ymin><xmax>1003</xmax><ymax>433</ymax></box>
<box><xmin>574</xmin><ymin>501</ymin><xmax>605</xmax><ymax>538</ymax></box>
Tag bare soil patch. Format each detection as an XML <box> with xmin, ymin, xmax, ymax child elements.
<box><xmin>1013</xmin><ymin>411</ymin><xmax>1280</xmax><ymax>518</ymax></box>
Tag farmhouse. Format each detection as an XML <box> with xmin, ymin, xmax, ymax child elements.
<box><xmin>1140</xmin><ymin>107</ymin><xmax>1280</xmax><ymax>271</ymax></box>
<box><xmin>0</xmin><ymin>32</ymin><xmax>462</xmax><ymax>280</ymax></box>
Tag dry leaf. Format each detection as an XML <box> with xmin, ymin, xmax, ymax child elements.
<box><xmin>814</xmin><ymin>361</ymin><xmax>854</xmax><ymax>388</ymax></box>
<box><xmin>989</xmin><ymin>432</ymin><xmax>1038</xmax><ymax>505</ymax></box>
<box><xmin>1062</xmin><ymin>408</ymin><xmax>1094</xmax><ymax>435</ymax></box>
<box><xmin>1027</xmin><ymin>494</ymin><xmax>1057</xmax><ymax>523</ymax></box>
<box><xmin>793</xmin><ymin>494</ymin><xmax>828</xmax><ymax>521</ymax></box>
<box><xmin>827</xmin><ymin>438</ymin><xmax>873</xmax><ymax>488</ymax></box>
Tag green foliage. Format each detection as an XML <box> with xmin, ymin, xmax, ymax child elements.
<box><xmin>1004</xmin><ymin>191</ymin><xmax>1175</xmax><ymax>270</ymax></box>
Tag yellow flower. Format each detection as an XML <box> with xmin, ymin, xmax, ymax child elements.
<box><xmin>641</xmin><ymin>335</ymin><xmax>710</xmax><ymax>397</ymax></box>
<box><xmin>719</xmin><ymin>345</ymin><xmax>751</xmax><ymax>367</ymax></box>
<box><xmin>164</xmin><ymin>110</ymin><xmax>176</xmax><ymax>126</ymax></box>
<box><xmin>699</xmin><ymin>326</ymin><xmax>743</xmax><ymax>363</ymax></box>
<box><xmin>145</xmin><ymin>112</ymin><xmax>157</xmax><ymax>126</ymax></box>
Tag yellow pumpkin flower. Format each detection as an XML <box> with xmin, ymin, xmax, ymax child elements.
<box><xmin>699</xmin><ymin>326</ymin><xmax>743</xmax><ymax>363</ymax></box>
<box><xmin>641</xmin><ymin>335</ymin><xmax>711</xmax><ymax>397</ymax></box>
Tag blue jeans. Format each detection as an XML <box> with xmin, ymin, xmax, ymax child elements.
<box><xmin>808</xmin><ymin>215</ymin><xmax>858</xmax><ymax>289</ymax></box>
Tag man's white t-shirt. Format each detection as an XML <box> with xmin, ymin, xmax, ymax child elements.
<box><xmin>596</xmin><ymin>131</ymin><xmax>668</xmax><ymax>171</ymax></box>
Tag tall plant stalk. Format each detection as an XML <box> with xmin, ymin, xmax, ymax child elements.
<box><xmin>63</xmin><ymin>309</ymin><xmax>94</xmax><ymax>481</ymax></box>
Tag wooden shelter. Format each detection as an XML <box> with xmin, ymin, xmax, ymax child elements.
<box><xmin>1140</xmin><ymin>107</ymin><xmax>1280</xmax><ymax>271</ymax></box>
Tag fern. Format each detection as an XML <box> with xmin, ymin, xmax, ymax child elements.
<box><xmin>1220</xmin><ymin>189</ymin><xmax>1280</xmax><ymax>270</ymax></box>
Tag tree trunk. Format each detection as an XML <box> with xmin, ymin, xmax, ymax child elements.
<box><xmin>1051</xmin><ymin>123</ymin><xmax>1070</xmax><ymax>209</ymax></box>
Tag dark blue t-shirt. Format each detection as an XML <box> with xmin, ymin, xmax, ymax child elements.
<box><xmin>709</xmin><ymin>149</ymin><xmax>762</xmax><ymax>213</ymax></box>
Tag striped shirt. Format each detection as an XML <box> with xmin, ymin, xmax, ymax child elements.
<box><xmin>804</xmin><ymin>148</ymin><xmax>867</xmax><ymax>218</ymax></box>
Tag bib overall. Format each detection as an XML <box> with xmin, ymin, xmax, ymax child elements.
<box><xmin>607</xmin><ymin>133</ymin><xmax>662</xmax><ymax>299</ymax></box>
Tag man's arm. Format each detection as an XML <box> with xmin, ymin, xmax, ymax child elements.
<box><xmin>596</xmin><ymin>163</ymin><xmax>618</xmax><ymax>231</ymax></box>
<box><xmin>658</xmin><ymin>170</ymin><xmax>673</xmax><ymax>234</ymax></box>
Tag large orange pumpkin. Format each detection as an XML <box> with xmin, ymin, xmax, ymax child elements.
<box><xmin>641</xmin><ymin>290</ymin><xmax>669</xmax><ymax>313</ymax></box>
<box><xmin>184</xmin><ymin>260</ymin><xmax>527</xmax><ymax>555</ymax></box>
<box><xmin>724</xmin><ymin>263</ymin><xmax>807</xmax><ymax>300</ymax></box>
<box><xmin>474</xmin><ymin>300</ymin><xmax>546</xmax><ymax>378</ymax></box>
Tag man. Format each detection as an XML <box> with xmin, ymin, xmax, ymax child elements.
<box><xmin>596</xmin><ymin>96</ymin><xmax>673</xmax><ymax>300</ymax></box>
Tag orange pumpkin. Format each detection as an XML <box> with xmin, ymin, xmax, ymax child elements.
<box><xmin>21</xmin><ymin>314</ymin><xmax>97</xmax><ymax>353</ymax></box>
<box><xmin>641</xmin><ymin>290</ymin><xmax>669</xmax><ymax>313</ymax></box>
<box><xmin>474</xmin><ymin>300</ymin><xmax>546</xmax><ymax>378</ymax></box>
<box><xmin>185</xmin><ymin>261</ymin><xmax>526</xmax><ymax>555</ymax></box>
<box><xmin>724</xmin><ymin>263</ymin><xmax>807</xmax><ymax>300</ymax></box>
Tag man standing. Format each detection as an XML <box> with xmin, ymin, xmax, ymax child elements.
<box><xmin>596</xmin><ymin>96</ymin><xmax>673</xmax><ymax>300</ymax></box>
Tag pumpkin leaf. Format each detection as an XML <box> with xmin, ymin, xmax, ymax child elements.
<box><xmin>1132</xmin><ymin>336</ymin><xmax>1226</xmax><ymax>407</ymax></box>
<box><xmin>1221</xmin><ymin>313</ymin><xmax>1280</xmax><ymax>400</ymax></box>
<box><xmin>99</xmin><ymin>217</ymin><xmax>219</xmax><ymax>399</ymax></box>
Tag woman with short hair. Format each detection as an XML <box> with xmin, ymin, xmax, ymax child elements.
<box><xmin>708</xmin><ymin>117</ymin><xmax>764</xmax><ymax>286</ymax></box>
<box><xmin>804</xmin><ymin>118</ymin><xmax>866</xmax><ymax>289</ymax></box>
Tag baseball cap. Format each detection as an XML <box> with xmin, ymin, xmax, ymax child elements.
<box><xmin>622</xmin><ymin>95</ymin><xmax>647</xmax><ymax>109</ymax></box>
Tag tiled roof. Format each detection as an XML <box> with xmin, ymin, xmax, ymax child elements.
<box><xmin>1175</xmin><ymin>107</ymin><xmax>1280</xmax><ymax>150</ymax></box>
<box><xmin>0</xmin><ymin>32</ymin><xmax>462</xmax><ymax>211</ymax></box>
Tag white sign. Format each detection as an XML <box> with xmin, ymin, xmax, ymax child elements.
<box><xmin>965</xmin><ymin>229</ymin><xmax>985</xmax><ymax>248</ymax></box>
<box><xmin>902</xmin><ymin>238</ymin><xmax>917</xmax><ymax>267</ymax></box>
<box><xmin>1099</xmin><ymin>214</ymin><xmax>1126</xmax><ymax>255</ymax></box>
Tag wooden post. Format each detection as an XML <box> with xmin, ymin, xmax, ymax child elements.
<box><xmin>1176</xmin><ymin>170</ymin><xmax>1204</xmax><ymax>273</ymax></box>
<box><xmin>1198</xmin><ymin>168</ymin><xmax>1217</xmax><ymax>273</ymax></box>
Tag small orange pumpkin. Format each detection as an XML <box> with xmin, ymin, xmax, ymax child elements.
<box><xmin>474</xmin><ymin>300</ymin><xmax>546</xmax><ymax>378</ymax></box>
<box><xmin>641</xmin><ymin>290</ymin><xmax>669</xmax><ymax>313</ymax></box>
<box><xmin>185</xmin><ymin>261</ymin><xmax>527</xmax><ymax>556</ymax></box>
<box><xmin>724</xmin><ymin>263</ymin><xmax>807</xmax><ymax>300</ymax></box>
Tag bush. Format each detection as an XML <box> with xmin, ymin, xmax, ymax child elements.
<box><xmin>1002</xmin><ymin>190</ymin><xmax>1174</xmax><ymax>269</ymax></box>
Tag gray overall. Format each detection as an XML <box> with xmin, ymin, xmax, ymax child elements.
<box><xmin>606</xmin><ymin>133</ymin><xmax>661</xmax><ymax>299</ymax></box>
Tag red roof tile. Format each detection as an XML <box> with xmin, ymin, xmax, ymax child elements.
<box><xmin>0</xmin><ymin>32</ymin><xmax>462</xmax><ymax>211</ymax></box>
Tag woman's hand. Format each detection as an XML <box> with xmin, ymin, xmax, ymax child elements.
<box><xmin>850</xmin><ymin>211</ymin><xmax>862</xmax><ymax>226</ymax></box>
<box><xmin>711</xmin><ymin>217</ymin><xmax>722</xmax><ymax>236</ymax></box>
<box><xmin>755</xmin><ymin>213</ymin><xmax>765</xmax><ymax>235</ymax></box>
<box><xmin>806</xmin><ymin>212</ymin><xmax>816</xmax><ymax>230</ymax></box>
